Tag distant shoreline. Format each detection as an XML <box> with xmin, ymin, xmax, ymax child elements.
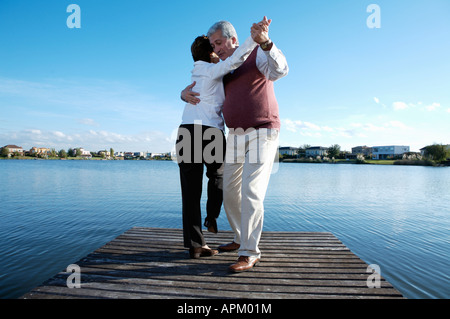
<box><xmin>0</xmin><ymin>156</ymin><xmax>172</xmax><ymax>161</ymax></box>
<box><xmin>2</xmin><ymin>157</ymin><xmax>448</xmax><ymax>166</ymax></box>
<box><xmin>281</xmin><ymin>158</ymin><xmax>450</xmax><ymax>167</ymax></box>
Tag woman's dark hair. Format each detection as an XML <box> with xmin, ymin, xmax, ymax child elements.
<box><xmin>191</xmin><ymin>35</ymin><xmax>213</xmax><ymax>63</ymax></box>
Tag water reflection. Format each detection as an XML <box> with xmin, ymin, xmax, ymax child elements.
<box><xmin>0</xmin><ymin>160</ymin><xmax>448</xmax><ymax>298</ymax></box>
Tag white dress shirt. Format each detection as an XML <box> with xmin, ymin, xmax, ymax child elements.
<box><xmin>255</xmin><ymin>42</ymin><xmax>289</xmax><ymax>82</ymax></box>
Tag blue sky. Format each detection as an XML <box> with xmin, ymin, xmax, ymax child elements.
<box><xmin>1</xmin><ymin>0</ymin><xmax>449</xmax><ymax>153</ymax></box>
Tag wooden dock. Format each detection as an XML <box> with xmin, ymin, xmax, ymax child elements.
<box><xmin>21</xmin><ymin>227</ymin><xmax>403</xmax><ymax>299</ymax></box>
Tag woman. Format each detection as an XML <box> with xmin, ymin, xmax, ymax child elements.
<box><xmin>176</xmin><ymin>32</ymin><xmax>257</xmax><ymax>259</ymax></box>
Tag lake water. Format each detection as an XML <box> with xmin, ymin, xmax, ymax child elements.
<box><xmin>0</xmin><ymin>160</ymin><xmax>449</xmax><ymax>299</ymax></box>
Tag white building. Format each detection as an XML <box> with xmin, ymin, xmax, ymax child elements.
<box><xmin>78</xmin><ymin>148</ymin><xmax>92</xmax><ymax>158</ymax></box>
<box><xmin>2</xmin><ymin>145</ymin><xmax>24</xmax><ymax>155</ymax></box>
<box><xmin>30</xmin><ymin>147</ymin><xmax>50</xmax><ymax>156</ymax></box>
<box><xmin>372</xmin><ymin>145</ymin><xmax>410</xmax><ymax>160</ymax></box>
<box><xmin>351</xmin><ymin>145</ymin><xmax>372</xmax><ymax>157</ymax></box>
<box><xmin>305</xmin><ymin>146</ymin><xmax>328</xmax><ymax>158</ymax></box>
<box><xmin>278</xmin><ymin>147</ymin><xmax>299</xmax><ymax>157</ymax></box>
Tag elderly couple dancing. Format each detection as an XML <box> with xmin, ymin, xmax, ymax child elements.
<box><xmin>176</xmin><ymin>16</ymin><xmax>288</xmax><ymax>272</ymax></box>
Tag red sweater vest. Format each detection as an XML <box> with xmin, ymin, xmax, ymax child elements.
<box><xmin>223</xmin><ymin>48</ymin><xmax>280</xmax><ymax>131</ymax></box>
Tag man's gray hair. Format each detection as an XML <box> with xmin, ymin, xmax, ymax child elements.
<box><xmin>207</xmin><ymin>21</ymin><xmax>239</xmax><ymax>45</ymax></box>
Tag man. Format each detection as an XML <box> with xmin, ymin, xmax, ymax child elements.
<box><xmin>182</xmin><ymin>17</ymin><xmax>288</xmax><ymax>272</ymax></box>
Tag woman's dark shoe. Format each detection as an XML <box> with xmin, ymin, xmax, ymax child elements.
<box><xmin>189</xmin><ymin>247</ymin><xmax>219</xmax><ymax>259</ymax></box>
<box><xmin>204</xmin><ymin>218</ymin><xmax>218</xmax><ymax>234</ymax></box>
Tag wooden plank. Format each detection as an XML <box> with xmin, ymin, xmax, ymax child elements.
<box><xmin>21</xmin><ymin>227</ymin><xmax>404</xmax><ymax>299</ymax></box>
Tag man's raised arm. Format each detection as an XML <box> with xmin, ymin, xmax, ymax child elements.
<box><xmin>251</xmin><ymin>16</ymin><xmax>289</xmax><ymax>82</ymax></box>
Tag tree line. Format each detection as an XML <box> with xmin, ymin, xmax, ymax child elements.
<box><xmin>280</xmin><ymin>143</ymin><xmax>449</xmax><ymax>164</ymax></box>
<box><xmin>1</xmin><ymin>147</ymin><xmax>115</xmax><ymax>159</ymax></box>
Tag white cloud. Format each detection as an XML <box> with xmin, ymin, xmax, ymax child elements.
<box><xmin>333</xmin><ymin>128</ymin><xmax>354</xmax><ymax>138</ymax></box>
<box><xmin>390</xmin><ymin>100</ymin><xmax>446</xmax><ymax>113</ymax></box>
<box><xmin>77</xmin><ymin>118</ymin><xmax>100</xmax><ymax>126</ymax></box>
<box><xmin>373</xmin><ymin>97</ymin><xmax>387</xmax><ymax>108</ymax></box>
<box><xmin>362</xmin><ymin>123</ymin><xmax>386</xmax><ymax>132</ymax></box>
<box><xmin>305</xmin><ymin>122</ymin><xmax>321</xmax><ymax>130</ymax></box>
<box><xmin>0</xmin><ymin>129</ymin><xmax>173</xmax><ymax>153</ymax></box>
<box><xmin>283</xmin><ymin>119</ymin><xmax>325</xmax><ymax>133</ymax></box>
<box><xmin>282</xmin><ymin>118</ymin><xmax>413</xmax><ymax>147</ymax></box>
<box><xmin>351</xmin><ymin>121</ymin><xmax>410</xmax><ymax>132</ymax></box>
<box><xmin>0</xmin><ymin>76</ymin><xmax>180</xmax><ymax>129</ymax></box>
<box><xmin>425</xmin><ymin>102</ymin><xmax>441</xmax><ymax>111</ymax></box>
<box><xmin>388</xmin><ymin>120</ymin><xmax>409</xmax><ymax>129</ymax></box>
<box><xmin>0</xmin><ymin>76</ymin><xmax>183</xmax><ymax>152</ymax></box>
<box><xmin>284</xmin><ymin>119</ymin><xmax>301</xmax><ymax>132</ymax></box>
<box><xmin>393</xmin><ymin>101</ymin><xmax>409</xmax><ymax>110</ymax></box>
<box><xmin>53</xmin><ymin>131</ymin><xmax>66</xmax><ymax>138</ymax></box>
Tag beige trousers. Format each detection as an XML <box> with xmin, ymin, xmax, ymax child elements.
<box><xmin>223</xmin><ymin>128</ymin><xmax>279</xmax><ymax>259</ymax></box>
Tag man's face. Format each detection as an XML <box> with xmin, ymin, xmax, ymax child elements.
<box><xmin>209</xmin><ymin>30</ymin><xmax>237</xmax><ymax>61</ymax></box>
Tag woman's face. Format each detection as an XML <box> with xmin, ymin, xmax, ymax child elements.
<box><xmin>210</xmin><ymin>52</ymin><xmax>220</xmax><ymax>64</ymax></box>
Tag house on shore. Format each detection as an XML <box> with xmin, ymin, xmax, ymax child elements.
<box><xmin>305</xmin><ymin>146</ymin><xmax>328</xmax><ymax>158</ymax></box>
<box><xmin>372</xmin><ymin>145</ymin><xmax>410</xmax><ymax>160</ymax></box>
<box><xmin>1</xmin><ymin>145</ymin><xmax>24</xmax><ymax>156</ymax></box>
<box><xmin>78</xmin><ymin>148</ymin><xmax>92</xmax><ymax>159</ymax></box>
<box><xmin>30</xmin><ymin>147</ymin><xmax>50</xmax><ymax>156</ymax></box>
<box><xmin>352</xmin><ymin>146</ymin><xmax>372</xmax><ymax>157</ymax></box>
<box><xmin>345</xmin><ymin>145</ymin><xmax>373</xmax><ymax>159</ymax></box>
<box><xmin>278</xmin><ymin>147</ymin><xmax>299</xmax><ymax>157</ymax></box>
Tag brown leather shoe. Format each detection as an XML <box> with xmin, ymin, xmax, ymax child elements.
<box><xmin>229</xmin><ymin>256</ymin><xmax>260</xmax><ymax>272</ymax></box>
<box><xmin>189</xmin><ymin>247</ymin><xmax>219</xmax><ymax>259</ymax></box>
<box><xmin>218</xmin><ymin>241</ymin><xmax>240</xmax><ymax>252</ymax></box>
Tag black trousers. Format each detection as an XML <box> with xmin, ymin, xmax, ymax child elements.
<box><xmin>176</xmin><ymin>124</ymin><xmax>226</xmax><ymax>248</ymax></box>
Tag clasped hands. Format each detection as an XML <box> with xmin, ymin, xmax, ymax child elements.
<box><xmin>251</xmin><ymin>16</ymin><xmax>272</xmax><ymax>45</ymax></box>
